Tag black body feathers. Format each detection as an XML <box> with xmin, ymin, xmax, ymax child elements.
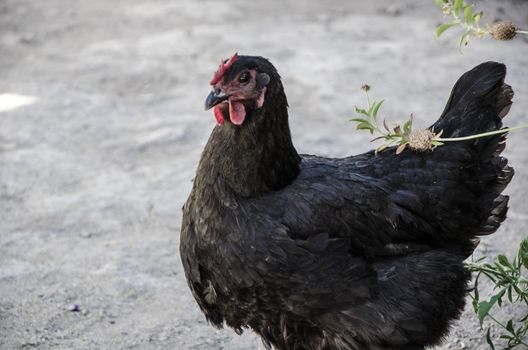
<box><xmin>180</xmin><ymin>59</ymin><xmax>514</xmax><ymax>350</ymax></box>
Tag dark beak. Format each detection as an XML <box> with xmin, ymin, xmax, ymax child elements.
<box><xmin>205</xmin><ymin>90</ymin><xmax>229</xmax><ymax>110</ymax></box>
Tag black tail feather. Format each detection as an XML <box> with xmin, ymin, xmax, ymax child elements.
<box><xmin>433</xmin><ymin>62</ymin><xmax>507</xmax><ymax>138</ymax></box>
<box><xmin>434</xmin><ymin>62</ymin><xmax>514</xmax><ymax>238</ymax></box>
<box><xmin>496</xmin><ymin>84</ymin><xmax>514</xmax><ymax>119</ymax></box>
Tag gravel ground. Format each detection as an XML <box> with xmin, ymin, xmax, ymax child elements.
<box><xmin>1</xmin><ymin>0</ymin><xmax>527</xmax><ymax>349</ymax></box>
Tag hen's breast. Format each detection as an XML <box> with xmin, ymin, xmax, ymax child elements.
<box><xmin>181</xmin><ymin>194</ymin><xmax>281</xmax><ymax>328</ymax></box>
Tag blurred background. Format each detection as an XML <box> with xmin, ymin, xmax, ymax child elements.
<box><xmin>1</xmin><ymin>0</ymin><xmax>527</xmax><ymax>349</ymax></box>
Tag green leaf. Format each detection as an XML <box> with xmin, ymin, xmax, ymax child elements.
<box><xmin>453</xmin><ymin>0</ymin><xmax>464</xmax><ymax>16</ymax></box>
<box><xmin>464</xmin><ymin>5</ymin><xmax>473</xmax><ymax>24</ymax></box>
<box><xmin>477</xmin><ymin>289</ymin><xmax>506</xmax><ymax>326</ymax></box>
<box><xmin>375</xmin><ymin>143</ymin><xmax>389</xmax><ymax>154</ymax></box>
<box><xmin>473</xmin><ymin>273</ymin><xmax>480</xmax><ymax>306</ymax></box>
<box><xmin>356</xmin><ymin>122</ymin><xmax>374</xmax><ymax>134</ymax></box>
<box><xmin>371</xmin><ymin>100</ymin><xmax>384</xmax><ymax>118</ymax></box>
<box><xmin>402</xmin><ymin>119</ymin><xmax>413</xmax><ymax>134</ymax></box>
<box><xmin>350</xmin><ymin>118</ymin><xmax>369</xmax><ymax>123</ymax></box>
<box><xmin>497</xmin><ymin>254</ymin><xmax>513</xmax><ymax>270</ymax></box>
<box><xmin>459</xmin><ymin>30</ymin><xmax>471</xmax><ymax>51</ymax></box>
<box><xmin>520</xmin><ymin>239</ymin><xmax>528</xmax><ymax>269</ymax></box>
<box><xmin>355</xmin><ymin>106</ymin><xmax>369</xmax><ymax>116</ymax></box>
<box><xmin>473</xmin><ymin>11</ymin><xmax>482</xmax><ymax>26</ymax></box>
<box><xmin>356</xmin><ymin>123</ymin><xmax>373</xmax><ymax>130</ymax></box>
<box><xmin>507</xmin><ymin>286</ymin><xmax>513</xmax><ymax>303</ymax></box>
<box><xmin>486</xmin><ymin>328</ymin><xmax>496</xmax><ymax>350</ymax></box>
<box><xmin>436</xmin><ymin>21</ymin><xmax>458</xmax><ymax>37</ymax></box>
<box><xmin>494</xmin><ymin>261</ymin><xmax>508</xmax><ymax>277</ymax></box>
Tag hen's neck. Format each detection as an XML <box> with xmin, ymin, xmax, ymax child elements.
<box><xmin>196</xmin><ymin>94</ymin><xmax>301</xmax><ymax>198</ymax></box>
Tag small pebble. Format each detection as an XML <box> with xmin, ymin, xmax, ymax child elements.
<box><xmin>69</xmin><ymin>304</ymin><xmax>80</xmax><ymax>312</ymax></box>
<box><xmin>19</xmin><ymin>33</ymin><xmax>36</xmax><ymax>44</ymax></box>
<box><xmin>380</xmin><ymin>5</ymin><xmax>402</xmax><ymax>17</ymax></box>
<box><xmin>450</xmin><ymin>341</ymin><xmax>466</xmax><ymax>350</ymax></box>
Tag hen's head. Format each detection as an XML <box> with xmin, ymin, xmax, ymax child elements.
<box><xmin>205</xmin><ymin>54</ymin><xmax>280</xmax><ymax>126</ymax></box>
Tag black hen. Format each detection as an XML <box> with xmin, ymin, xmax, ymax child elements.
<box><xmin>180</xmin><ymin>55</ymin><xmax>514</xmax><ymax>350</ymax></box>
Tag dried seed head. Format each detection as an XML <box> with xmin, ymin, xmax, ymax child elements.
<box><xmin>441</xmin><ymin>3</ymin><xmax>451</xmax><ymax>14</ymax></box>
<box><xmin>408</xmin><ymin>129</ymin><xmax>436</xmax><ymax>152</ymax></box>
<box><xmin>490</xmin><ymin>21</ymin><xmax>517</xmax><ymax>41</ymax></box>
<box><xmin>361</xmin><ymin>85</ymin><xmax>371</xmax><ymax>92</ymax></box>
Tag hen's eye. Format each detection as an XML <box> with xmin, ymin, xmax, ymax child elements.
<box><xmin>239</xmin><ymin>72</ymin><xmax>250</xmax><ymax>84</ymax></box>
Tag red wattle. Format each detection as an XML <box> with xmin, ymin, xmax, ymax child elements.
<box><xmin>229</xmin><ymin>100</ymin><xmax>246</xmax><ymax>125</ymax></box>
<box><xmin>213</xmin><ymin>106</ymin><xmax>225</xmax><ymax>125</ymax></box>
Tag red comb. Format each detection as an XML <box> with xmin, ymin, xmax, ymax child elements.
<box><xmin>209</xmin><ymin>53</ymin><xmax>238</xmax><ymax>85</ymax></box>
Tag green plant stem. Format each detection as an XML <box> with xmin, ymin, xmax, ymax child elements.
<box><xmin>468</xmin><ymin>265</ymin><xmax>506</xmax><ymax>278</ymax></box>
<box><xmin>468</xmin><ymin>259</ymin><xmax>528</xmax><ymax>292</ymax></box>
<box><xmin>361</xmin><ymin>91</ymin><xmax>385</xmax><ymax>136</ymax></box>
<box><xmin>488</xmin><ymin>313</ymin><xmax>528</xmax><ymax>346</ymax></box>
<box><xmin>436</xmin><ymin>124</ymin><xmax>528</xmax><ymax>142</ymax></box>
<box><xmin>448</xmin><ymin>5</ymin><xmax>486</xmax><ymax>38</ymax></box>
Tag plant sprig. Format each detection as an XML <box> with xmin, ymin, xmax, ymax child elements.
<box><xmin>466</xmin><ymin>239</ymin><xmax>528</xmax><ymax>349</ymax></box>
<box><xmin>435</xmin><ymin>0</ymin><xmax>486</xmax><ymax>50</ymax></box>
<box><xmin>435</xmin><ymin>0</ymin><xmax>528</xmax><ymax>51</ymax></box>
<box><xmin>350</xmin><ymin>85</ymin><xmax>443</xmax><ymax>154</ymax></box>
<box><xmin>351</xmin><ymin>86</ymin><xmax>528</xmax><ymax>155</ymax></box>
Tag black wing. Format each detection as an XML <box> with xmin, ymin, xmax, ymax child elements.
<box><xmin>256</xmin><ymin>62</ymin><xmax>513</xmax><ymax>257</ymax></box>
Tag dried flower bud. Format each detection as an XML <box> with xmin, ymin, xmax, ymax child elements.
<box><xmin>408</xmin><ymin>129</ymin><xmax>436</xmax><ymax>152</ymax></box>
<box><xmin>490</xmin><ymin>21</ymin><xmax>517</xmax><ymax>41</ymax></box>
<box><xmin>361</xmin><ymin>85</ymin><xmax>371</xmax><ymax>92</ymax></box>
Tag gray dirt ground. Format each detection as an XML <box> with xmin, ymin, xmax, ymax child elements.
<box><xmin>1</xmin><ymin>0</ymin><xmax>528</xmax><ymax>349</ymax></box>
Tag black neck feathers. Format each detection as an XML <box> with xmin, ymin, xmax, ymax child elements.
<box><xmin>195</xmin><ymin>80</ymin><xmax>300</xmax><ymax>198</ymax></box>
